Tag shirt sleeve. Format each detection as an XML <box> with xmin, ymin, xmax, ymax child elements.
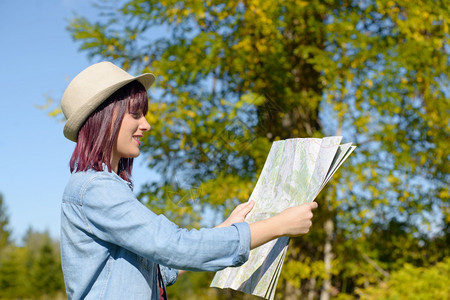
<box><xmin>79</xmin><ymin>173</ymin><xmax>251</xmax><ymax>272</ymax></box>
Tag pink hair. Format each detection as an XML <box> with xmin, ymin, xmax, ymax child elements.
<box><xmin>69</xmin><ymin>80</ymin><xmax>149</xmax><ymax>182</ymax></box>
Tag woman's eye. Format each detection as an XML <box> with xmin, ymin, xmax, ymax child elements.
<box><xmin>130</xmin><ymin>112</ymin><xmax>141</xmax><ymax>119</ymax></box>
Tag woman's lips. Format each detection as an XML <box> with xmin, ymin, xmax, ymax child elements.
<box><xmin>133</xmin><ymin>136</ymin><xmax>141</xmax><ymax>146</ymax></box>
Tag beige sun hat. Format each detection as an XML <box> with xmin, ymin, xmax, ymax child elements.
<box><xmin>61</xmin><ymin>61</ymin><xmax>155</xmax><ymax>142</ymax></box>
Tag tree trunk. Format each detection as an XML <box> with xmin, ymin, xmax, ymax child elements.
<box><xmin>284</xmin><ymin>281</ymin><xmax>302</xmax><ymax>300</ymax></box>
<box><xmin>307</xmin><ymin>277</ymin><xmax>317</xmax><ymax>300</ymax></box>
<box><xmin>320</xmin><ymin>190</ymin><xmax>334</xmax><ymax>300</ymax></box>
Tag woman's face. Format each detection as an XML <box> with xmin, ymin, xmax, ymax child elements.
<box><xmin>112</xmin><ymin>108</ymin><xmax>150</xmax><ymax>163</ymax></box>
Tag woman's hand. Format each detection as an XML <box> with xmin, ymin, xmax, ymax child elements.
<box><xmin>216</xmin><ymin>201</ymin><xmax>255</xmax><ymax>228</ymax></box>
<box><xmin>249</xmin><ymin>201</ymin><xmax>318</xmax><ymax>249</ymax></box>
<box><xmin>275</xmin><ymin>201</ymin><xmax>318</xmax><ymax>237</ymax></box>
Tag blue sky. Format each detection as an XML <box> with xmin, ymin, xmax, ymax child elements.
<box><xmin>0</xmin><ymin>0</ymin><xmax>155</xmax><ymax>242</ymax></box>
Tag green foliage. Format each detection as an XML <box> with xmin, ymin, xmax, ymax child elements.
<box><xmin>0</xmin><ymin>246</ymin><xmax>28</xmax><ymax>299</ymax></box>
<box><xmin>29</xmin><ymin>240</ymin><xmax>64</xmax><ymax>297</ymax></box>
<box><xmin>65</xmin><ymin>0</ymin><xmax>449</xmax><ymax>298</ymax></box>
<box><xmin>67</xmin><ymin>0</ymin><xmax>449</xmax><ymax>229</ymax></box>
<box><xmin>0</xmin><ymin>194</ymin><xmax>11</xmax><ymax>249</ymax></box>
<box><xmin>330</xmin><ymin>219</ymin><xmax>449</xmax><ymax>298</ymax></box>
<box><xmin>167</xmin><ymin>272</ymin><xmax>214</xmax><ymax>299</ymax></box>
<box><xmin>357</xmin><ymin>257</ymin><xmax>450</xmax><ymax>300</ymax></box>
<box><xmin>0</xmin><ymin>228</ymin><xmax>65</xmax><ymax>300</ymax></box>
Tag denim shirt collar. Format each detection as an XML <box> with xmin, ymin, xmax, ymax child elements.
<box><xmin>100</xmin><ymin>163</ymin><xmax>134</xmax><ymax>191</ymax></box>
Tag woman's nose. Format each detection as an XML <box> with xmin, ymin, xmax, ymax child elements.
<box><xmin>140</xmin><ymin>116</ymin><xmax>151</xmax><ymax>132</ymax></box>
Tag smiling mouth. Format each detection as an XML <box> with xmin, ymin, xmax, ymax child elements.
<box><xmin>133</xmin><ymin>136</ymin><xmax>142</xmax><ymax>146</ymax></box>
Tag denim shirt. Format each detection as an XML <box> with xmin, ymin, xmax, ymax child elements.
<box><xmin>60</xmin><ymin>168</ymin><xmax>251</xmax><ymax>299</ymax></box>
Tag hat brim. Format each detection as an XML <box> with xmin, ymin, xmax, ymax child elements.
<box><xmin>63</xmin><ymin>73</ymin><xmax>155</xmax><ymax>142</ymax></box>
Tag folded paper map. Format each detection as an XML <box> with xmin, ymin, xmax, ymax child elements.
<box><xmin>211</xmin><ymin>136</ymin><xmax>356</xmax><ymax>299</ymax></box>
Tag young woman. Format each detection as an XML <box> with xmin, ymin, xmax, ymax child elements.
<box><xmin>60</xmin><ymin>61</ymin><xmax>318</xmax><ymax>299</ymax></box>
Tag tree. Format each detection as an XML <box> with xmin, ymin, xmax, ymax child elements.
<box><xmin>21</xmin><ymin>228</ymin><xmax>65</xmax><ymax>298</ymax></box>
<box><xmin>29</xmin><ymin>240</ymin><xmax>65</xmax><ymax>297</ymax></box>
<box><xmin>0</xmin><ymin>193</ymin><xmax>12</xmax><ymax>250</ymax></box>
<box><xmin>66</xmin><ymin>0</ymin><xmax>449</xmax><ymax>298</ymax></box>
<box><xmin>357</xmin><ymin>257</ymin><xmax>450</xmax><ymax>299</ymax></box>
<box><xmin>0</xmin><ymin>247</ymin><xmax>29</xmax><ymax>299</ymax></box>
<box><xmin>0</xmin><ymin>228</ymin><xmax>66</xmax><ymax>300</ymax></box>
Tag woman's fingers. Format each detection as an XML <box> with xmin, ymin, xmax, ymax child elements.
<box><xmin>240</xmin><ymin>200</ymin><xmax>255</xmax><ymax>214</ymax></box>
<box><xmin>216</xmin><ymin>200</ymin><xmax>255</xmax><ymax>228</ymax></box>
<box><xmin>277</xmin><ymin>201</ymin><xmax>319</xmax><ymax>236</ymax></box>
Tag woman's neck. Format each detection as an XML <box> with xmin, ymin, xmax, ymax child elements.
<box><xmin>110</xmin><ymin>157</ymin><xmax>119</xmax><ymax>174</ymax></box>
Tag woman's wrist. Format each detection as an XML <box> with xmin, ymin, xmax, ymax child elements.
<box><xmin>270</xmin><ymin>213</ymin><xmax>286</xmax><ymax>238</ymax></box>
<box><xmin>249</xmin><ymin>216</ymin><xmax>283</xmax><ymax>249</ymax></box>
<box><xmin>248</xmin><ymin>202</ymin><xmax>318</xmax><ymax>249</ymax></box>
